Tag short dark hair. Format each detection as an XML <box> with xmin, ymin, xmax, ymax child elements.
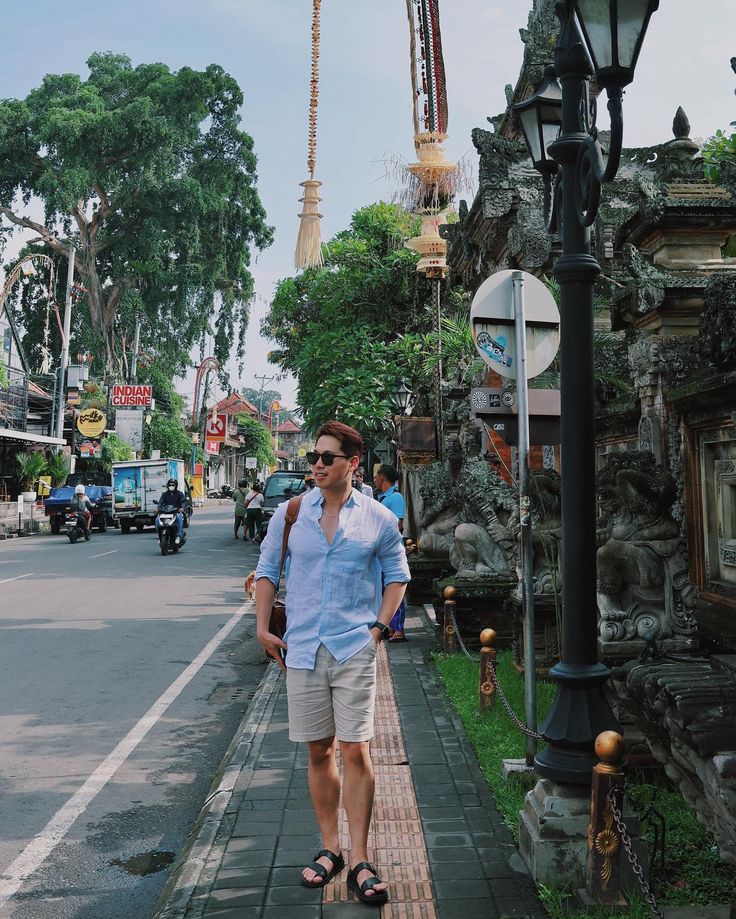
<box><xmin>377</xmin><ymin>464</ymin><xmax>398</xmax><ymax>484</ymax></box>
<box><xmin>315</xmin><ymin>421</ymin><xmax>364</xmax><ymax>459</ymax></box>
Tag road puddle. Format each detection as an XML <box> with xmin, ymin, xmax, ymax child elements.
<box><xmin>111</xmin><ymin>850</ymin><xmax>175</xmax><ymax>876</ymax></box>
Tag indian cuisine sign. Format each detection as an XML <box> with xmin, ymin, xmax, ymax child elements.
<box><xmin>111</xmin><ymin>384</ymin><xmax>153</xmax><ymax>407</ymax></box>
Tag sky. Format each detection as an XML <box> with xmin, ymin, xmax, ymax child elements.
<box><xmin>2</xmin><ymin>0</ymin><xmax>735</xmax><ymax>410</ymax></box>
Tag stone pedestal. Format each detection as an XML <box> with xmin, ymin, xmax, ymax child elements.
<box><xmin>406</xmin><ymin>555</ymin><xmax>450</xmax><ymax>606</ymax></box>
<box><xmin>519</xmin><ymin>777</ymin><xmax>648</xmax><ymax>889</ymax></box>
<box><xmin>436</xmin><ymin>575</ymin><xmax>517</xmax><ymax>651</ymax></box>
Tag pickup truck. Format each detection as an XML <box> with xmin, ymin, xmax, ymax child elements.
<box><xmin>44</xmin><ymin>484</ymin><xmax>115</xmax><ymax>534</ymax></box>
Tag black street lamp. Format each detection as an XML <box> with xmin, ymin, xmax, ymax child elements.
<box><xmin>513</xmin><ymin>0</ymin><xmax>658</xmax><ymax>784</ymax></box>
<box><xmin>389</xmin><ymin>380</ymin><xmax>414</xmax><ymax>416</ymax></box>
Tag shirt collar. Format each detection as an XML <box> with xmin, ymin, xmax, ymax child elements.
<box><xmin>384</xmin><ymin>484</ymin><xmax>398</xmax><ymax>496</ymax></box>
<box><xmin>309</xmin><ymin>487</ymin><xmax>362</xmax><ymax>508</ymax></box>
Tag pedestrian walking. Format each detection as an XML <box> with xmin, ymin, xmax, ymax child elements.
<box><xmin>244</xmin><ymin>482</ymin><xmax>264</xmax><ymax>542</ymax></box>
<box><xmin>353</xmin><ymin>467</ymin><xmax>373</xmax><ymax>497</ymax></box>
<box><xmin>375</xmin><ymin>465</ymin><xmax>408</xmax><ymax>642</ymax></box>
<box><xmin>255</xmin><ymin>421</ymin><xmax>409</xmax><ymax>906</ymax></box>
<box><xmin>232</xmin><ymin>478</ymin><xmax>249</xmax><ymax>539</ymax></box>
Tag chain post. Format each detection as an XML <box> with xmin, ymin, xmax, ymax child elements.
<box><xmin>479</xmin><ymin>629</ymin><xmax>497</xmax><ymax>712</ymax></box>
<box><xmin>443</xmin><ymin>587</ymin><xmax>458</xmax><ymax>653</ymax></box>
<box><xmin>586</xmin><ymin>731</ymin><xmax>628</xmax><ymax>906</ymax></box>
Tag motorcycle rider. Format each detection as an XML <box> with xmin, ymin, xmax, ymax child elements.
<box><xmin>156</xmin><ymin>478</ymin><xmax>187</xmax><ymax>545</ymax></box>
<box><xmin>69</xmin><ymin>484</ymin><xmax>94</xmax><ymax>537</ymax></box>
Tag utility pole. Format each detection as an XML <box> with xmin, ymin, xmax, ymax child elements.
<box><xmin>254</xmin><ymin>373</ymin><xmax>277</xmax><ymax>423</ymax></box>
<box><xmin>53</xmin><ymin>244</ymin><xmax>75</xmax><ymax>449</ymax></box>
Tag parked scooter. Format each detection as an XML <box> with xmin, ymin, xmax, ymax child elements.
<box><xmin>207</xmin><ymin>483</ymin><xmax>234</xmax><ymax>499</ymax></box>
<box><xmin>156</xmin><ymin>509</ymin><xmax>187</xmax><ymax>556</ymax></box>
<box><xmin>66</xmin><ymin>511</ymin><xmax>91</xmax><ymax>544</ymax></box>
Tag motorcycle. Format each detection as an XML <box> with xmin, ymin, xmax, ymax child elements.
<box><xmin>207</xmin><ymin>484</ymin><xmax>234</xmax><ymax>499</ymax></box>
<box><xmin>66</xmin><ymin>511</ymin><xmax>91</xmax><ymax>544</ymax></box>
<box><xmin>156</xmin><ymin>508</ymin><xmax>187</xmax><ymax>556</ymax></box>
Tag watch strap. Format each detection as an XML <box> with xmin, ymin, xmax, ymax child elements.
<box><xmin>370</xmin><ymin>621</ymin><xmax>390</xmax><ymax>639</ymax></box>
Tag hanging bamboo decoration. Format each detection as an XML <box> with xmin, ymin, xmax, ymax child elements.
<box><xmin>294</xmin><ymin>0</ymin><xmax>324</xmax><ymax>269</ymax></box>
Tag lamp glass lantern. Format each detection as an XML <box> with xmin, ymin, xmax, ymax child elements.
<box><xmin>389</xmin><ymin>380</ymin><xmax>414</xmax><ymax>416</ymax></box>
<box><xmin>572</xmin><ymin>0</ymin><xmax>659</xmax><ymax>88</ymax></box>
<box><xmin>513</xmin><ymin>67</ymin><xmax>562</xmax><ymax>173</ymax></box>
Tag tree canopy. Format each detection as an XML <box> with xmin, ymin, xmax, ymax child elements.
<box><xmin>0</xmin><ymin>52</ymin><xmax>272</xmax><ymax>374</ymax></box>
<box><xmin>264</xmin><ymin>203</ymin><xmax>442</xmax><ymax>436</ymax></box>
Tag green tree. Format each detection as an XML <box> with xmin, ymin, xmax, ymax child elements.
<box><xmin>237</xmin><ymin>413</ymin><xmax>276</xmax><ymax>468</ymax></box>
<box><xmin>145</xmin><ymin>412</ymin><xmax>192</xmax><ymax>460</ymax></box>
<box><xmin>0</xmin><ymin>52</ymin><xmax>272</xmax><ymax>373</ymax></box>
<box><xmin>265</xmin><ymin>203</ymin><xmax>429</xmax><ymax>374</ymax></box>
<box><xmin>265</xmin><ymin>203</ymin><xmax>443</xmax><ymax>435</ymax></box>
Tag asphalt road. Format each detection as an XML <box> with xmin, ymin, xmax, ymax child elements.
<box><xmin>0</xmin><ymin>503</ymin><xmax>266</xmax><ymax>919</ymax></box>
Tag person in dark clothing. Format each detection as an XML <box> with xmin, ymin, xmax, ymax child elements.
<box><xmin>156</xmin><ymin>478</ymin><xmax>186</xmax><ymax>544</ymax></box>
<box><xmin>69</xmin><ymin>484</ymin><xmax>94</xmax><ymax>536</ymax></box>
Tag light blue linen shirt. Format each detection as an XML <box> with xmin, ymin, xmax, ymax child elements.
<box><xmin>255</xmin><ymin>487</ymin><xmax>410</xmax><ymax>670</ymax></box>
<box><xmin>377</xmin><ymin>484</ymin><xmax>406</xmax><ymax>519</ymax></box>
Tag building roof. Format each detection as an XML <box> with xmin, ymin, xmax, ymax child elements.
<box><xmin>278</xmin><ymin>418</ymin><xmax>302</xmax><ymax>434</ymax></box>
<box><xmin>275</xmin><ymin>449</ymin><xmax>290</xmax><ymax>459</ymax></box>
<box><xmin>213</xmin><ymin>392</ymin><xmax>259</xmax><ymax>417</ymax></box>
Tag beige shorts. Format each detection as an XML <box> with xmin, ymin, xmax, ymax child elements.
<box><xmin>286</xmin><ymin>642</ymin><xmax>377</xmax><ymax>743</ymax></box>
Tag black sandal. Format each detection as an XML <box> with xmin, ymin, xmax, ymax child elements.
<box><xmin>347</xmin><ymin>861</ymin><xmax>389</xmax><ymax>905</ymax></box>
<box><xmin>300</xmin><ymin>848</ymin><xmax>345</xmax><ymax>888</ymax></box>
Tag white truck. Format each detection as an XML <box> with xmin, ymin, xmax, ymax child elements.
<box><xmin>112</xmin><ymin>459</ymin><xmax>192</xmax><ymax>534</ymax></box>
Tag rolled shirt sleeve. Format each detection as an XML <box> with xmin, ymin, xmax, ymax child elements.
<box><xmin>255</xmin><ymin>502</ymin><xmax>287</xmax><ymax>588</ymax></box>
<box><xmin>377</xmin><ymin>516</ymin><xmax>411</xmax><ymax>586</ymax></box>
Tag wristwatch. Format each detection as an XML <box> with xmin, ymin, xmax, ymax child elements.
<box><xmin>370</xmin><ymin>621</ymin><xmax>391</xmax><ymax>640</ymax></box>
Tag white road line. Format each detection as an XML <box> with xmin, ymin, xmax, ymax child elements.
<box><xmin>0</xmin><ymin>573</ymin><xmax>33</xmax><ymax>585</ymax></box>
<box><xmin>88</xmin><ymin>550</ymin><xmax>118</xmax><ymax>559</ymax></box>
<box><xmin>0</xmin><ymin>603</ymin><xmax>249</xmax><ymax>908</ymax></box>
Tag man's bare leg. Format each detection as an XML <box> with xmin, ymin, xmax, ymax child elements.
<box><xmin>302</xmin><ymin>736</ymin><xmax>341</xmax><ymax>883</ymax></box>
<box><xmin>340</xmin><ymin>740</ymin><xmax>387</xmax><ymax>897</ymax></box>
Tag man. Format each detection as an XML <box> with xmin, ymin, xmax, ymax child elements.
<box><xmin>156</xmin><ymin>477</ymin><xmax>186</xmax><ymax>545</ymax></box>
<box><xmin>304</xmin><ymin>474</ymin><xmax>316</xmax><ymax>491</ymax></box>
<box><xmin>255</xmin><ymin>421</ymin><xmax>409</xmax><ymax>905</ymax></box>
<box><xmin>69</xmin><ymin>484</ymin><xmax>93</xmax><ymax>536</ymax></box>
<box><xmin>375</xmin><ymin>465</ymin><xmax>408</xmax><ymax>641</ymax></box>
<box><xmin>352</xmin><ymin>467</ymin><xmax>373</xmax><ymax>498</ymax></box>
<box><xmin>232</xmin><ymin>478</ymin><xmax>249</xmax><ymax>540</ymax></box>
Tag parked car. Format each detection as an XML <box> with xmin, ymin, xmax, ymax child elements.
<box><xmin>259</xmin><ymin>471</ymin><xmax>307</xmax><ymax>539</ymax></box>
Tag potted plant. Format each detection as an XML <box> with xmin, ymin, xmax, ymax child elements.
<box><xmin>16</xmin><ymin>451</ymin><xmax>47</xmax><ymax>502</ymax></box>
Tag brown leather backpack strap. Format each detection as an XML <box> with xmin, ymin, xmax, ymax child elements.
<box><xmin>278</xmin><ymin>494</ymin><xmax>304</xmax><ymax>574</ymax></box>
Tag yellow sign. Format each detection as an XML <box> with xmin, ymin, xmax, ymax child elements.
<box><xmin>76</xmin><ymin>408</ymin><xmax>107</xmax><ymax>438</ymax></box>
<box><xmin>297</xmin><ymin>448</ymin><xmax>307</xmax><ymax>458</ymax></box>
<box><xmin>271</xmin><ymin>401</ymin><xmax>281</xmax><ymax>412</ymax></box>
<box><xmin>38</xmin><ymin>475</ymin><xmax>52</xmax><ymax>497</ymax></box>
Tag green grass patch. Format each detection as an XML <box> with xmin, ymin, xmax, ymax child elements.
<box><xmin>432</xmin><ymin>650</ymin><xmax>556</xmax><ymax>840</ymax></box>
<box><xmin>433</xmin><ymin>650</ymin><xmax>736</xmax><ymax>916</ymax></box>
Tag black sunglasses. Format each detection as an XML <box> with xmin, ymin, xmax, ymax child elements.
<box><xmin>306</xmin><ymin>450</ymin><xmax>349</xmax><ymax>466</ymax></box>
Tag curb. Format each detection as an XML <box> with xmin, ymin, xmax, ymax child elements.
<box><xmin>152</xmin><ymin>660</ymin><xmax>282</xmax><ymax>919</ymax></box>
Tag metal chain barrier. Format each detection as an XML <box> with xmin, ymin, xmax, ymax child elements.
<box><xmin>445</xmin><ymin>605</ymin><xmax>543</xmax><ymax>739</ymax></box>
<box><xmin>487</xmin><ymin>657</ymin><xmax>544</xmax><ymax>739</ymax></box>
<box><xmin>606</xmin><ymin>784</ymin><xmax>664</xmax><ymax>919</ymax></box>
<box><xmin>445</xmin><ymin>603</ymin><xmax>479</xmax><ymax>662</ymax></box>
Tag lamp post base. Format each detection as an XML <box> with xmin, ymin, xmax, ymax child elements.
<box><xmin>535</xmin><ymin>662</ymin><xmax>620</xmax><ymax>784</ymax></box>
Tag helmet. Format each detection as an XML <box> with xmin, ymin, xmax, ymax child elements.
<box><xmin>167</xmin><ymin>478</ymin><xmax>178</xmax><ymax>489</ymax></box>
<box><xmin>75</xmin><ymin>484</ymin><xmax>85</xmax><ymax>495</ymax></box>
<box><xmin>238</xmin><ymin>478</ymin><xmax>247</xmax><ymax>488</ymax></box>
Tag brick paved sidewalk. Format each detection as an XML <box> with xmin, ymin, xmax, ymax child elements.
<box><xmin>155</xmin><ymin>606</ymin><xmax>547</xmax><ymax>919</ymax></box>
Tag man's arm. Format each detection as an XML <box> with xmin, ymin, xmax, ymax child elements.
<box><xmin>254</xmin><ymin>504</ymin><xmax>289</xmax><ymax>670</ymax></box>
<box><xmin>374</xmin><ymin>515</ymin><xmax>411</xmax><ymax>640</ymax></box>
